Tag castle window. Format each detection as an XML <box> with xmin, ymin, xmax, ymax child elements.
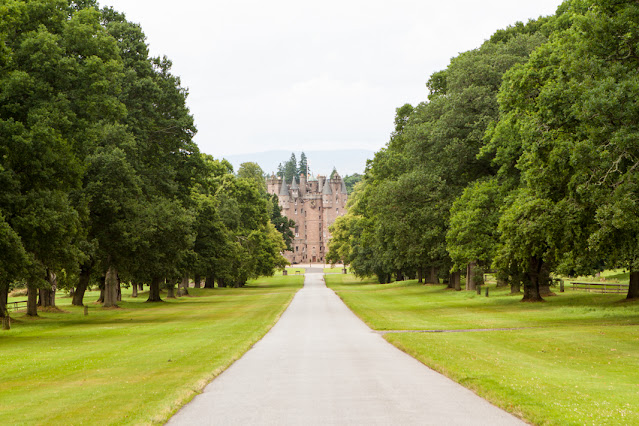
<box><xmin>336</xmin><ymin>208</ymin><xmax>339</xmax><ymax>214</ymax></box>
<box><xmin>295</xmin><ymin>209</ymin><xmax>297</xmax><ymax>214</ymax></box>
<box><xmin>296</xmin><ymin>246</ymin><xmax>298</xmax><ymax>252</ymax></box>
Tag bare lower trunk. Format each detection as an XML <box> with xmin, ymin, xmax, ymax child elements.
<box><xmin>511</xmin><ymin>277</ymin><xmax>521</xmax><ymax>294</ymax></box>
<box><xmin>27</xmin><ymin>282</ymin><xmax>38</xmax><ymax>316</ymax></box>
<box><xmin>417</xmin><ymin>269</ymin><xmax>423</xmax><ymax>284</ymax></box>
<box><xmin>103</xmin><ymin>265</ymin><xmax>119</xmax><ymax>308</ymax></box>
<box><xmin>131</xmin><ymin>281</ymin><xmax>138</xmax><ymax>298</ymax></box>
<box><xmin>179</xmin><ymin>275</ymin><xmax>189</xmax><ymax>296</ymax></box>
<box><xmin>218</xmin><ymin>277</ymin><xmax>227</xmax><ymax>288</ymax></box>
<box><xmin>97</xmin><ymin>275</ymin><xmax>105</xmax><ymax>303</ymax></box>
<box><xmin>194</xmin><ymin>274</ymin><xmax>201</xmax><ymax>288</ymax></box>
<box><xmin>466</xmin><ymin>261</ymin><xmax>477</xmax><ymax>291</ymax></box>
<box><xmin>48</xmin><ymin>270</ymin><xmax>57</xmax><ymax>307</ymax></box>
<box><xmin>204</xmin><ymin>273</ymin><xmax>215</xmax><ymax>289</ymax></box>
<box><xmin>166</xmin><ymin>279</ymin><xmax>176</xmax><ymax>298</ymax></box>
<box><xmin>147</xmin><ymin>276</ymin><xmax>163</xmax><ymax>302</ymax></box>
<box><xmin>139</xmin><ymin>283</ymin><xmax>144</xmax><ymax>291</ymax></box>
<box><xmin>627</xmin><ymin>270</ymin><xmax>639</xmax><ymax>299</ymax></box>
<box><xmin>452</xmin><ymin>271</ymin><xmax>461</xmax><ymax>291</ymax></box>
<box><xmin>0</xmin><ymin>285</ymin><xmax>8</xmax><ymax>319</ymax></box>
<box><xmin>522</xmin><ymin>256</ymin><xmax>544</xmax><ymax>302</ymax></box>
<box><xmin>428</xmin><ymin>267</ymin><xmax>438</xmax><ymax>284</ymax></box>
<box><xmin>116</xmin><ymin>278</ymin><xmax>121</xmax><ymax>302</ymax></box>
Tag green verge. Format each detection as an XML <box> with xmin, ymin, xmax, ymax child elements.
<box><xmin>323</xmin><ymin>267</ymin><xmax>348</xmax><ymax>274</ymax></box>
<box><xmin>1</xmin><ymin>275</ymin><xmax>303</xmax><ymax>425</ymax></box>
<box><xmin>325</xmin><ymin>274</ymin><xmax>639</xmax><ymax>425</ymax></box>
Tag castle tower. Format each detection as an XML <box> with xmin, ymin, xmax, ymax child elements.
<box><xmin>269</xmin><ymin>169</ymin><xmax>348</xmax><ymax>265</ymax></box>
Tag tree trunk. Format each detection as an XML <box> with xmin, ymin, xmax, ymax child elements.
<box><xmin>147</xmin><ymin>276</ymin><xmax>163</xmax><ymax>302</ymax></box>
<box><xmin>417</xmin><ymin>269</ymin><xmax>423</xmax><ymax>284</ymax></box>
<box><xmin>139</xmin><ymin>283</ymin><xmax>144</xmax><ymax>291</ymax></box>
<box><xmin>166</xmin><ymin>279</ymin><xmax>176</xmax><ymax>298</ymax></box>
<box><xmin>522</xmin><ymin>256</ymin><xmax>544</xmax><ymax>302</ymax></box>
<box><xmin>97</xmin><ymin>275</ymin><xmax>105</xmax><ymax>303</ymax></box>
<box><xmin>219</xmin><ymin>277</ymin><xmax>227</xmax><ymax>288</ymax></box>
<box><xmin>538</xmin><ymin>262</ymin><xmax>552</xmax><ymax>296</ymax></box>
<box><xmin>205</xmin><ymin>273</ymin><xmax>215</xmax><ymax>289</ymax></box>
<box><xmin>194</xmin><ymin>274</ymin><xmax>201</xmax><ymax>288</ymax></box>
<box><xmin>179</xmin><ymin>275</ymin><xmax>189</xmax><ymax>296</ymax></box>
<box><xmin>48</xmin><ymin>270</ymin><xmax>57</xmax><ymax>307</ymax></box>
<box><xmin>510</xmin><ymin>277</ymin><xmax>521</xmax><ymax>294</ymax></box>
<box><xmin>27</xmin><ymin>282</ymin><xmax>38</xmax><ymax>316</ymax></box>
<box><xmin>103</xmin><ymin>265</ymin><xmax>119</xmax><ymax>308</ymax></box>
<box><xmin>131</xmin><ymin>281</ymin><xmax>138</xmax><ymax>298</ymax></box>
<box><xmin>453</xmin><ymin>271</ymin><xmax>461</xmax><ymax>291</ymax></box>
<box><xmin>428</xmin><ymin>267</ymin><xmax>438</xmax><ymax>284</ymax></box>
<box><xmin>0</xmin><ymin>285</ymin><xmax>8</xmax><ymax>319</ymax></box>
<box><xmin>466</xmin><ymin>262</ymin><xmax>477</xmax><ymax>291</ymax></box>
<box><xmin>116</xmin><ymin>277</ymin><xmax>121</xmax><ymax>302</ymax></box>
<box><xmin>627</xmin><ymin>270</ymin><xmax>639</xmax><ymax>299</ymax></box>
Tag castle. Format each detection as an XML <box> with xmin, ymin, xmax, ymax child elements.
<box><xmin>267</xmin><ymin>173</ymin><xmax>348</xmax><ymax>264</ymax></box>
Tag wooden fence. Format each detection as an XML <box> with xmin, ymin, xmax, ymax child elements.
<box><xmin>7</xmin><ymin>300</ymin><xmax>28</xmax><ymax>312</ymax></box>
<box><xmin>569</xmin><ymin>282</ymin><xmax>629</xmax><ymax>294</ymax></box>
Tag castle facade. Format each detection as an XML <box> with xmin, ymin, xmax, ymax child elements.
<box><xmin>267</xmin><ymin>173</ymin><xmax>348</xmax><ymax>264</ymax></box>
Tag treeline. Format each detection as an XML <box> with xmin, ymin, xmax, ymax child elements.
<box><xmin>0</xmin><ymin>1</ymin><xmax>288</xmax><ymax>318</ymax></box>
<box><xmin>327</xmin><ymin>0</ymin><xmax>639</xmax><ymax>301</ymax></box>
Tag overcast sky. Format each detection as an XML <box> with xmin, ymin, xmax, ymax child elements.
<box><xmin>101</xmin><ymin>0</ymin><xmax>565</xmax><ymax>158</ymax></box>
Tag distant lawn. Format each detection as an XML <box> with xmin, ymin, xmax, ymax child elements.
<box><xmin>323</xmin><ymin>266</ymin><xmax>348</xmax><ymax>274</ymax></box>
<box><xmin>325</xmin><ymin>274</ymin><xmax>639</xmax><ymax>425</ymax></box>
<box><xmin>278</xmin><ymin>267</ymin><xmax>305</xmax><ymax>275</ymax></box>
<box><xmin>1</xmin><ymin>275</ymin><xmax>304</xmax><ymax>425</ymax></box>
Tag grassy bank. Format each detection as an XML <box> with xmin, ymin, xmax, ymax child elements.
<box><xmin>325</xmin><ymin>274</ymin><xmax>639</xmax><ymax>425</ymax></box>
<box><xmin>1</xmin><ymin>275</ymin><xmax>303</xmax><ymax>425</ymax></box>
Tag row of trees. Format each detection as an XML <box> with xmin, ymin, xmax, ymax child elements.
<box><xmin>327</xmin><ymin>0</ymin><xmax>639</xmax><ymax>301</ymax></box>
<box><xmin>0</xmin><ymin>0</ymin><xmax>288</xmax><ymax>319</ymax></box>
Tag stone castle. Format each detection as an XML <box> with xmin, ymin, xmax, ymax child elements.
<box><xmin>267</xmin><ymin>173</ymin><xmax>348</xmax><ymax>264</ymax></box>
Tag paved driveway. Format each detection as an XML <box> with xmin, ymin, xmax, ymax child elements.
<box><xmin>167</xmin><ymin>273</ymin><xmax>524</xmax><ymax>425</ymax></box>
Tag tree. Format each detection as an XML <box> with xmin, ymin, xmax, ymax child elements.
<box><xmin>283</xmin><ymin>153</ymin><xmax>297</xmax><ymax>184</ymax></box>
<box><xmin>298</xmin><ymin>152</ymin><xmax>308</xmax><ymax>176</ymax></box>
<box><xmin>237</xmin><ymin>162</ymin><xmax>266</xmax><ymax>195</ymax></box>
<box><xmin>488</xmin><ymin>0</ymin><xmax>639</xmax><ymax>300</ymax></box>
<box><xmin>269</xmin><ymin>194</ymin><xmax>295</xmax><ymax>251</ymax></box>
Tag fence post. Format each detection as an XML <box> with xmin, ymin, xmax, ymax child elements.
<box><xmin>485</xmin><ymin>287</ymin><xmax>489</xmax><ymax>297</ymax></box>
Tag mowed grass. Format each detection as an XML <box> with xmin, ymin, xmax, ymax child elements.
<box><xmin>1</xmin><ymin>275</ymin><xmax>304</xmax><ymax>425</ymax></box>
<box><xmin>325</xmin><ymin>274</ymin><xmax>639</xmax><ymax>425</ymax></box>
<box><xmin>323</xmin><ymin>267</ymin><xmax>348</xmax><ymax>274</ymax></box>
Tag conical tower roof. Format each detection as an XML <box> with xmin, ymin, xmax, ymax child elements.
<box><xmin>322</xmin><ymin>179</ymin><xmax>333</xmax><ymax>195</ymax></box>
<box><xmin>279</xmin><ymin>180</ymin><xmax>289</xmax><ymax>196</ymax></box>
<box><xmin>290</xmin><ymin>176</ymin><xmax>299</xmax><ymax>190</ymax></box>
<box><xmin>340</xmin><ymin>179</ymin><xmax>347</xmax><ymax>194</ymax></box>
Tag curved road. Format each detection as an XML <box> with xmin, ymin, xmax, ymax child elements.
<box><xmin>168</xmin><ymin>272</ymin><xmax>524</xmax><ymax>425</ymax></box>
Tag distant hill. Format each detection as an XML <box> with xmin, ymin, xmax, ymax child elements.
<box><xmin>222</xmin><ymin>149</ymin><xmax>374</xmax><ymax>177</ymax></box>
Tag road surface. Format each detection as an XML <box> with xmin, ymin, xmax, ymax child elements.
<box><xmin>168</xmin><ymin>272</ymin><xmax>524</xmax><ymax>425</ymax></box>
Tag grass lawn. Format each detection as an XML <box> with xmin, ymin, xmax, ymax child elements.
<box><xmin>325</xmin><ymin>274</ymin><xmax>639</xmax><ymax>425</ymax></box>
<box><xmin>323</xmin><ymin>267</ymin><xmax>348</xmax><ymax>274</ymax></box>
<box><xmin>1</xmin><ymin>275</ymin><xmax>304</xmax><ymax>425</ymax></box>
<box><xmin>278</xmin><ymin>267</ymin><xmax>305</xmax><ymax>275</ymax></box>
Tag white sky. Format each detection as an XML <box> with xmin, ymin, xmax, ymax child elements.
<box><xmin>100</xmin><ymin>0</ymin><xmax>565</xmax><ymax>157</ymax></box>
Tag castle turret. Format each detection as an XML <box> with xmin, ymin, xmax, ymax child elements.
<box><xmin>340</xmin><ymin>178</ymin><xmax>347</xmax><ymax>194</ymax></box>
<box><xmin>299</xmin><ymin>173</ymin><xmax>307</xmax><ymax>196</ymax></box>
<box><xmin>279</xmin><ymin>179</ymin><xmax>289</xmax><ymax>196</ymax></box>
<box><xmin>290</xmin><ymin>176</ymin><xmax>299</xmax><ymax>198</ymax></box>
